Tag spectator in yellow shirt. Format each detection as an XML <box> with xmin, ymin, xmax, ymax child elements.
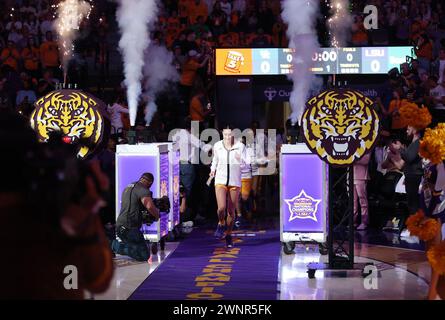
<box><xmin>189</xmin><ymin>85</ymin><xmax>211</xmax><ymax>124</ymax></box>
<box><xmin>180</xmin><ymin>50</ymin><xmax>209</xmax><ymax>89</ymax></box>
<box><xmin>1</xmin><ymin>41</ymin><xmax>21</xmax><ymax>71</ymax></box>
<box><xmin>178</xmin><ymin>50</ymin><xmax>210</xmax><ymax>124</ymax></box>
<box><xmin>40</xmin><ymin>31</ymin><xmax>60</xmax><ymax>75</ymax></box>
<box><xmin>189</xmin><ymin>0</ymin><xmax>209</xmax><ymax>25</ymax></box>
<box><xmin>22</xmin><ymin>37</ymin><xmax>40</xmax><ymax>78</ymax></box>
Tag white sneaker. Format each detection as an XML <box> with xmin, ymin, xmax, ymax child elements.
<box><xmin>400</xmin><ymin>229</ymin><xmax>411</xmax><ymax>238</ymax></box>
<box><xmin>181</xmin><ymin>227</ymin><xmax>193</xmax><ymax>234</ymax></box>
<box><xmin>182</xmin><ymin>221</ymin><xmax>194</xmax><ymax>228</ymax></box>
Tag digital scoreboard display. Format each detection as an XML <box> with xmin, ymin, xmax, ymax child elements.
<box><xmin>215</xmin><ymin>47</ymin><xmax>414</xmax><ymax>76</ymax></box>
<box><xmin>279</xmin><ymin>48</ymin><xmax>294</xmax><ymax>75</ymax></box>
<box><xmin>310</xmin><ymin>47</ymin><xmax>339</xmax><ymax>74</ymax></box>
<box><xmin>338</xmin><ymin>47</ymin><xmax>361</xmax><ymax>74</ymax></box>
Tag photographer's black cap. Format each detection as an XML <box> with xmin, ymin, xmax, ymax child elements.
<box><xmin>140</xmin><ymin>172</ymin><xmax>154</xmax><ymax>182</ymax></box>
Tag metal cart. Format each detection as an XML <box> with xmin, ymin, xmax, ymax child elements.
<box><xmin>116</xmin><ymin>144</ymin><xmax>170</xmax><ymax>254</ymax></box>
<box><xmin>280</xmin><ymin>144</ymin><xmax>329</xmax><ymax>255</ymax></box>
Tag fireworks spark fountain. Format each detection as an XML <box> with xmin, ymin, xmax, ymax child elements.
<box><xmin>55</xmin><ymin>0</ymin><xmax>92</xmax><ymax>84</ymax></box>
<box><xmin>327</xmin><ymin>0</ymin><xmax>352</xmax><ymax>85</ymax></box>
<box><xmin>117</xmin><ymin>0</ymin><xmax>159</xmax><ymax>127</ymax></box>
<box><xmin>327</xmin><ymin>0</ymin><xmax>352</xmax><ymax>48</ymax></box>
<box><xmin>281</xmin><ymin>0</ymin><xmax>320</xmax><ymax>125</ymax></box>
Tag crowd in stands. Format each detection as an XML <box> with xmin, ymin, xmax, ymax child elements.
<box><xmin>2</xmin><ymin>0</ymin><xmax>445</xmax><ymax>134</ymax></box>
<box><xmin>0</xmin><ymin>0</ymin><xmax>111</xmax><ymax>114</ymax></box>
<box><xmin>143</xmin><ymin>0</ymin><xmax>445</xmax><ymax>133</ymax></box>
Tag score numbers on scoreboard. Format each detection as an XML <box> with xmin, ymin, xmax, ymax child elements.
<box><xmin>215</xmin><ymin>47</ymin><xmax>414</xmax><ymax>76</ymax></box>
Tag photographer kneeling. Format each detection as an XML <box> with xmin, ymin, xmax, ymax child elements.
<box><xmin>112</xmin><ymin>173</ymin><xmax>161</xmax><ymax>261</ymax></box>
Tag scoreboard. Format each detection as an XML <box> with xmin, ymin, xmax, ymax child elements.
<box><xmin>215</xmin><ymin>47</ymin><xmax>414</xmax><ymax>76</ymax></box>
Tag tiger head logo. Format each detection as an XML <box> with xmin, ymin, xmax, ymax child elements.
<box><xmin>302</xmin><ymin>90</ymin><xmax>379</xmax><ymax>166</ymax></box>
<box><xmin>30</xmin><ymin>90</ymin><xmax>106</xmax><ymax>158</ymax></box>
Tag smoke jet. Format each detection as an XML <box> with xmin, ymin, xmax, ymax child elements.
<box><xmin>117</xmin><ymin>0</ymin><xmax>158</xmax><ymax>126</ymax></box>
<box><xmin>143</xmin><ymin>44</ymin><xmax>179</xmax><ymax>125</ymax></box>
<box><xmin>281</xmin><ymin>0</ymin><xmax>320</xmax><ymax>125</ymax></box>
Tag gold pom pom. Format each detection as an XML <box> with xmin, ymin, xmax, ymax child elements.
<box><xmin>406</xmin><ymin>210</ymin><xmax>440</xmax><ymax>242</ymax></box>
<box><xmin>427</xmin><ymin>241</ymin><xmax>445</xmax><ymax>275</ymax></box>
<box><xmin>399</xmin><ymin>102</ymin><xmax>431</xmax><ymax>130</ymax></box>
<box><xmin>419</xmin><ymin>124</ymin><xmax>445</xmax><ymax>164</ymax></box>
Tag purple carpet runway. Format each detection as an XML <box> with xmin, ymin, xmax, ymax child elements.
<box><xmin>129</xmin><ymin>226</ymin><xmax>281</xmax><ymax>300</ymax></box>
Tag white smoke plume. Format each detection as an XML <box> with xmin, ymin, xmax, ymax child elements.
<box><xmin>117</xmin><ymin>0</ymin><xmax>158</xmax><ymax>126</ymax></box>
<box><xmin>55</xmin><ymin>0</ymin><xmax>92</xmax><ymax>82</ymax></box>
<box><xmin>310</xmin><ymin>75</ymin><xmax>324</xmax><ymax>97</ymax></box>
<box><xmin>142</xmin><ymin>44</ymin><xmax>179</xmax><ymax>125</ymax></box>
<box><xmin>281</xmin><ymin>0</ymin><xmax>320</xmax><ymax>125</ymax></box>
<box><xmin>328</xmin><ymin>0</ymin><xmax>352</xmax><ymax>47</ymax></box>
<box><xmin>144</xmin><ymin>100</ymin><xmax>158</xmax><ymax>126</ymax></box>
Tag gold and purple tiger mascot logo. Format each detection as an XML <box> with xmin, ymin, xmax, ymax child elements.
<box><xmin>302</xmin><ymin>90</ymin><xmax>379</xmax><ymax>166</ymax></box>
<box><xmin>30</xmin><ymin>90</ymin><xmax>108</xmax><ymax>158</ymax></box>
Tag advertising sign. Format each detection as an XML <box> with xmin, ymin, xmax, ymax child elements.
<box><xmin>253</xmin><ymin>84</ymin><xmax>390</xmax><ymax>103</ymax></box>
<box><xmin>254</xmin><ymin>85</ymin><xmax>292</xmax><ymax>103</ymax></box>
<box><xmin>215</xmin><ymin>48</ymin><xmax>252</xmax><ymax>75</ymax></box>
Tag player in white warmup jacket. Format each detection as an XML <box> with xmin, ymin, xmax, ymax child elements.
<box><xmin>209</xmin><ymin>126</ymin><xmax>246</xmax><ymax>247</ymax></box>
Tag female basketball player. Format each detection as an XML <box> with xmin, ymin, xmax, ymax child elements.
<box><xmin>236</xmin><ymin>136</ymin><xmax>254</xmax><ymax>227</ymax></box>
<box><xmin>209</xmin><ymin>125</ymin><xmax>245</xmax><ymax>247</ymax></box>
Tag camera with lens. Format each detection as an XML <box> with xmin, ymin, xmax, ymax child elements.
<box><xmin>141</xmin><ymin>210</ymin><xmax>155</xmax><ymax>225</ymax></box>
<box><xmin>153</xmin><ymin>196</ymin><xmax>170</xmax><ymax>212</ymax></box>
<box><xmin>141</xmin><ymin>195</ymin><xmax>170</xmax><ymax>225</ymax></box>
